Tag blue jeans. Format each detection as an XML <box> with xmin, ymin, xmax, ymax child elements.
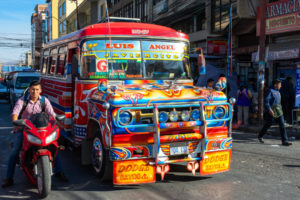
<box><xmin>258</xmin><ymin>114</ymin><xmax>288</xmax><ymax>143</ymax></box>
<box><xmin>6</xmin><ymin>132</ymin><xmax>63</xmax><ymax>179</ymax></box>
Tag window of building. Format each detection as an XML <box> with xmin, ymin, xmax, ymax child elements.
<box><xmin>135</xmin><ymin>0</ymin><xmax>148</xmax><ymax>22</ymax></box>
<box><xmin>98</xmin><ymin>3</ymin><xmax>106</xmax><ymax>21</ymax></box>
<box><xmin>62</xmin><ymin>2</ymin><xmax>66</xmax><ymax>15</ymax></box>
<box><xmin>59</xmin><ymin>5</ymin><xmax>62</xmax><ymax>18</ymax></box>
<box><xmin>62</xmin><ymin>20</ymin><xmax>66</xmax><ymax>32</ymax></box>
<box><xmin>212</xmin><ymin>0</ymin><xmax>237</xmax><ymax>32</ymax></box>
<box><xmin>153</xmin><ymin>0</ymin><xmax>164</xmax><ymax>5</ymax></box>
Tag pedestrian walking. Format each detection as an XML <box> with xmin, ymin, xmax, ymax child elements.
<box><xmin>236</xmin><ymin>85</ymin><xmax>252</xmax><ymax>127</ymax></box>
<box><xmin>258</xmin><ymin>79</ymin><xmax>292</xmax><ymax>146</ymax></box>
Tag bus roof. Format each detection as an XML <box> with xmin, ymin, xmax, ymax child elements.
<box><xmin>45</xmin><ymin>22</ymin><xmax>189</xmax><ymax>47</ymax></box>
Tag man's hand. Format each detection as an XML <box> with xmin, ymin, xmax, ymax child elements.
<box><xmin>269</xmin><ymin>109</ymin><xmax>274</xmax><ymax>117</ymax></box>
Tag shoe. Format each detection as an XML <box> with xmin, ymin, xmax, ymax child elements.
<box><xmin>258</xmin><ymin>137</ymin><xmax>264</xmax><ymax>144</ymax></box>
<box><xmin>54</xmin><ymin>172</ymin><xmax>68</xmax><ymax>182</ymax></box>
<box><xmin>282</xmin><ymin>141</ymin><xmax>292</xmax><ymax>146</ymax></box>
<box><xmin>1</xmin><ymin>179</ymin><xmax>14</xmax><ymax>188</ymax></box>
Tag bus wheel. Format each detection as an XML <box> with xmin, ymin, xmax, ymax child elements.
<box><xmin>91</xmin><ymin>135</ymin><xmax>112</xmax><ymax>183</ymax></box>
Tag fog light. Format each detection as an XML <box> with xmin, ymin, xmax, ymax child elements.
<box><xmin>169</xmin><ymin>111</ymin><xmax>178</xmax><ymax>122</ymax></box>
<box><xmin>181</xmin><ymin>110</ymin><xmax>190</xmax><ymax>121</ymax></box>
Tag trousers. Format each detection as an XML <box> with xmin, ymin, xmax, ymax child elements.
<box><xmin>258</xmin><ymin>114</ymin><xmax>288</xmax><ymax>143</ymax></box>
<box><xmin>237</xmin><ymin>106</ymin><xmax>249</xmax><ymax>126</ymax></box>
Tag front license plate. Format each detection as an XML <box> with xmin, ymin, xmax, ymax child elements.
<box><xmin>170</xmin><ymin>146</ymin><xmax>188</xmax><ymax>155</ymax></box>
<box><xmin>113</xmin><ymin>159</ymin><xmax>155</xmax><ymax>185</ymax></box>
<box><xmin>200</xmin><ymin>150</ymin><xmax>231</xmax><ymax>176</ymax></box>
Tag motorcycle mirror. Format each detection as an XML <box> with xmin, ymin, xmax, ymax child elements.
<box><xmin>12</xmin><ymin>120</ymin><xmax>31</xmax><ymax>129</ymax></box>
<box><xmin>56</xmin><ymin>115</ymin><xmax>65</xmax><ymax>121</ymax></box>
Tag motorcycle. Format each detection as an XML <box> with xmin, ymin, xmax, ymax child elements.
<box><xmin>13</xmin><ymin>113</ymin><xmax>65</xmax><ymax>198</ymax></box>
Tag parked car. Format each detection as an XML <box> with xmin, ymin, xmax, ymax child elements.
<box><xmin>0</xmin><ymin>82</ymin><xmax>9</xmax><ymax>99</ymax></box>
<box><xmin>9</xmin><ymin>72</ymin><xmax>40</xmax><ymax>108</ymax></box>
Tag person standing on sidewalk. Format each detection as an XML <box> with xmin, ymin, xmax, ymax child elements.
<box><xmin>236</xmin><ymin>85</ymin><xmax>252</xmax><ymax>127</ymax></box>
<box><xmin>258</xmin><ymin>79</ymin><xmax>292</xmax><ymax>146</ymax></box>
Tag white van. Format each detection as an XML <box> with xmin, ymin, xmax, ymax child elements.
<box><xmin>9</xmin><ymin>71</ymin><xmax>40</xmax><ymax>108</ymax></box>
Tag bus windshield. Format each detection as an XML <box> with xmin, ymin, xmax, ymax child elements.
<box><xmin>80</xmin><ymin>39</ymin><xmax>190</xmax><ymax>80</ymax></box>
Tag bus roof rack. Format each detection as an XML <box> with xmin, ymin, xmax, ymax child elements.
<box><xmin>99</xmin><ymin>17</ymin><xmax>141</xmax><ymax>23</ymax></box>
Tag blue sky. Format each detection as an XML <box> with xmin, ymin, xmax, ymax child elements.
<box><xmin>0</xmin><ymin>0</ymin><xmax>46</xmax><ymax>65</ymax></box>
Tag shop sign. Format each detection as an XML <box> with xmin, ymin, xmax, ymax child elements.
<box><xmin>296</xmin><ymin>62</ymin><xmax>300</xmax><ymax>107</ymax></box>
<box><xmin>257</xmin><ymin>0</ymin><xmax>300</xmax><ymax>35</ymax></box>
<box><xmin>206</xmin><ymin>38</ymin><xmax>227</xmax><ymax>55</ymax></box>
<box><xmin>251</xmin><ymin>48</ymin><xmax>299</xmax><ymax>62</ymax></box>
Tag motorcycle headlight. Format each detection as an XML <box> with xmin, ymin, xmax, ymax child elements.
<box><xmin>159</xmin><ymin>111</ymin><xmax>168</xmax><ymax>123</ymax></box>
<box><xmin>181</xmin><ymin>110</ymin><xmax>190</xmax><ymax>121</ymax></box>
<box><xmin>213</xmin><ymin>106</ymin><xmax>226</xmax><ymax>119</ymax></box>
<box><xmin>27</xmin><ymin>134</ymin><xmax>42</xmax><ymax>145</ymax></box>
<box><xmin>119</xmin><ymin>111</ymin><xmax>132</xmax><ymax>125</ymax></box>
<box><xmin>169</xmin><ymin>111</ymin><xmax>178</xmax><ymax>122</ymax></box>
<box><xmin>191</xmin><ymin>109</ymin><xmax>201</xmax><ymax>120</ymax></box>
<box><xmin>46</xmin><ymin>131</ymin><xmax>58</xmax><ymax>144</ymax></box>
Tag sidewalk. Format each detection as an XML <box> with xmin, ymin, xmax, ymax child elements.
<box><xmin>235</xmin><ymin>123</ymin><xmax>300</xmax><ymax>140</ymax></box>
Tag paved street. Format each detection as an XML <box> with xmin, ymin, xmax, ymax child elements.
<box><xmin>0</xmin><ymin>99</ymin><xmax>299</xmax><ymax>200</ymax></box>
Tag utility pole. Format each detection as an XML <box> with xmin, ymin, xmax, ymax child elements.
<box><xmin>258</xmin><ymin>0</ymin><xmax>267</xmax><ymax>125</ymax></box>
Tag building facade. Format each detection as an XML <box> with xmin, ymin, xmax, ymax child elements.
<box><xmin>31</xmin><ymin>4</ymin><xmax>48</xmax><ymax>69</ymax></box>
<box><xmin>25</xmin><ymin>51</ymin><xmax>33</xmax><ymax>67</ymax></box>
<box><xmin>254</xmin><ymin>0</ymin><xmax>300</xmax><ymax>88</ymax></box>
<box><xmin>46</xmin><ymin>0</ymin><xmax>59</xmax><ymax>41</ymax></box>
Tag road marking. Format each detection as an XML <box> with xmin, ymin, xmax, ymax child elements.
<box><xmin>0</xmin><ymin>195</ymin><xmax>30</xmax><ymax>199</ymax></box>
<box><xmin>0</xmin><ymin>127</ymin><xmax>13</xmax><ymax>129</ymax></box>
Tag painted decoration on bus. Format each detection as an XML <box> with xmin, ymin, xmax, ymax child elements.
<box><xmin>81</xmin><ymin>40</ymin><xmax>142</xmax><ymax>79</ymax></box>
<box><xmin>200</xmin><ymin>150</ymin><xmax>231</xmax><ymax>176</ymax></box>
<box><xmin>113</xmin><ymin>159</ymin><xmax>156</xmax><ymax>185</ymax></box>
<box><xmin>80</xmin><ymin>40</ymin><xmax>190</xmax><ymax>80</ymax></box>
<box><xmin>141</xmin><ymin>41</ymin><xmax>188</xmax><ymax>61</ymax></box>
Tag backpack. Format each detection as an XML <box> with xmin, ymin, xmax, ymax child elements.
<box><xmin>18</xmin><ymin>89</ymin><xmax>46</xmax><ymax>119</ymax></box>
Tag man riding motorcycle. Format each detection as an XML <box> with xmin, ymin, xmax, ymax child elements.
<box><xmin>2</xmin><ymin>80</ymin><xmax>68</xmax><ymax>188</ymax></box>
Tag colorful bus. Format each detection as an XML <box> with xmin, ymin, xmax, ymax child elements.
<box><xmin>40</xmin><ymin>20</ymin><xmax>235</xmax><ymax>185</ymax></box>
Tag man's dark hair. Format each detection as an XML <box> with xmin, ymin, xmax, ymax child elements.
<box><xmin>272</xmin><ymin>79</ymin><xmax>281</xmax><ymax>86</ymax></box>
<box><xmin>29</xmin><ymin>80</ymin><xmax>41</xmax><ymax>87</ymax></box>
<box><xmin>207</xmin><ymin>78</ymin><xmax>214</xmax><ymax>83</ymax></box>
<box><xmin>219</xmin><ymin>74</ymin><xmax>226</xmax><ymax>78</ymax></box>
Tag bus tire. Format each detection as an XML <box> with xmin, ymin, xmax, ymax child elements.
<box><xmin>90</xmin><ymin>134</ymin><xmax>112</xmax><ymax>183</ymax></box>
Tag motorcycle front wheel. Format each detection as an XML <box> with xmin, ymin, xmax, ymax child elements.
<box><xmin>37</xmin><ymin>155</ymin><xmax>51</xmax><ymax>198</ymax></box>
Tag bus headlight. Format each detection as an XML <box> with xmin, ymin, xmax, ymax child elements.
<box><xmin>191</xmin><ymin>109</ymin><xmax>200</xmax><ymax>120</ymax></box>
<box><xmin>181</xmin><ymin>110</ymin><xmax>190</xmax><ymax>121</ymax></box>
<box><xmin>213</xmin><ymin>106</ymin><xmax>226</xmax><ymax>119</ymax></box>
<box><xmin>159</xmin><ymin>111</ymin><xmax>168</xmax><ymax>123</ymax></box>
<box><xmin>169</xmin><ymin>111</ymin><xmax>178</xmax><ymax>122</ymax></box>
<box><xmin>119</xmin><ymin>111</ymin><xmax>132</xmax><ymax>125</ymax></box>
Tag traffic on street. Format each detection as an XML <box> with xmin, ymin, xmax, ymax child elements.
<box><xmin>1</xmin><ymin>0</ymin><xmax>300</xmax><ymax>199</ymax></box>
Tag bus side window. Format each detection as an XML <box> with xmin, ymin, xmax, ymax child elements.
<box><xmin>41</xmin><ymin>57</ymin><xmax>48</xmax><ymax>74</ymax></box>
<box><xmin>71</xmin><ymin>54</ymin><xmax>79</xmax><ymax>78</ymax></box>
<box><xmin>56</xmin><ymin>54</ymin><xmax>66</xmax><ymax>76</ymax></box>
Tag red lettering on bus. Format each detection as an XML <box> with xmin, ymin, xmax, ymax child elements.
<box><xmin>106</xmin><ymin>43</ymin><xmax>135</xmax><ymax>49</ymax></box>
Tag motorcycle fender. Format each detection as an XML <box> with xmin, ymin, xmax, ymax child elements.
<box><xmin>33</xmin><ymin>149</ymin><xmax>52</xmax><ymax>163</ymax></box>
